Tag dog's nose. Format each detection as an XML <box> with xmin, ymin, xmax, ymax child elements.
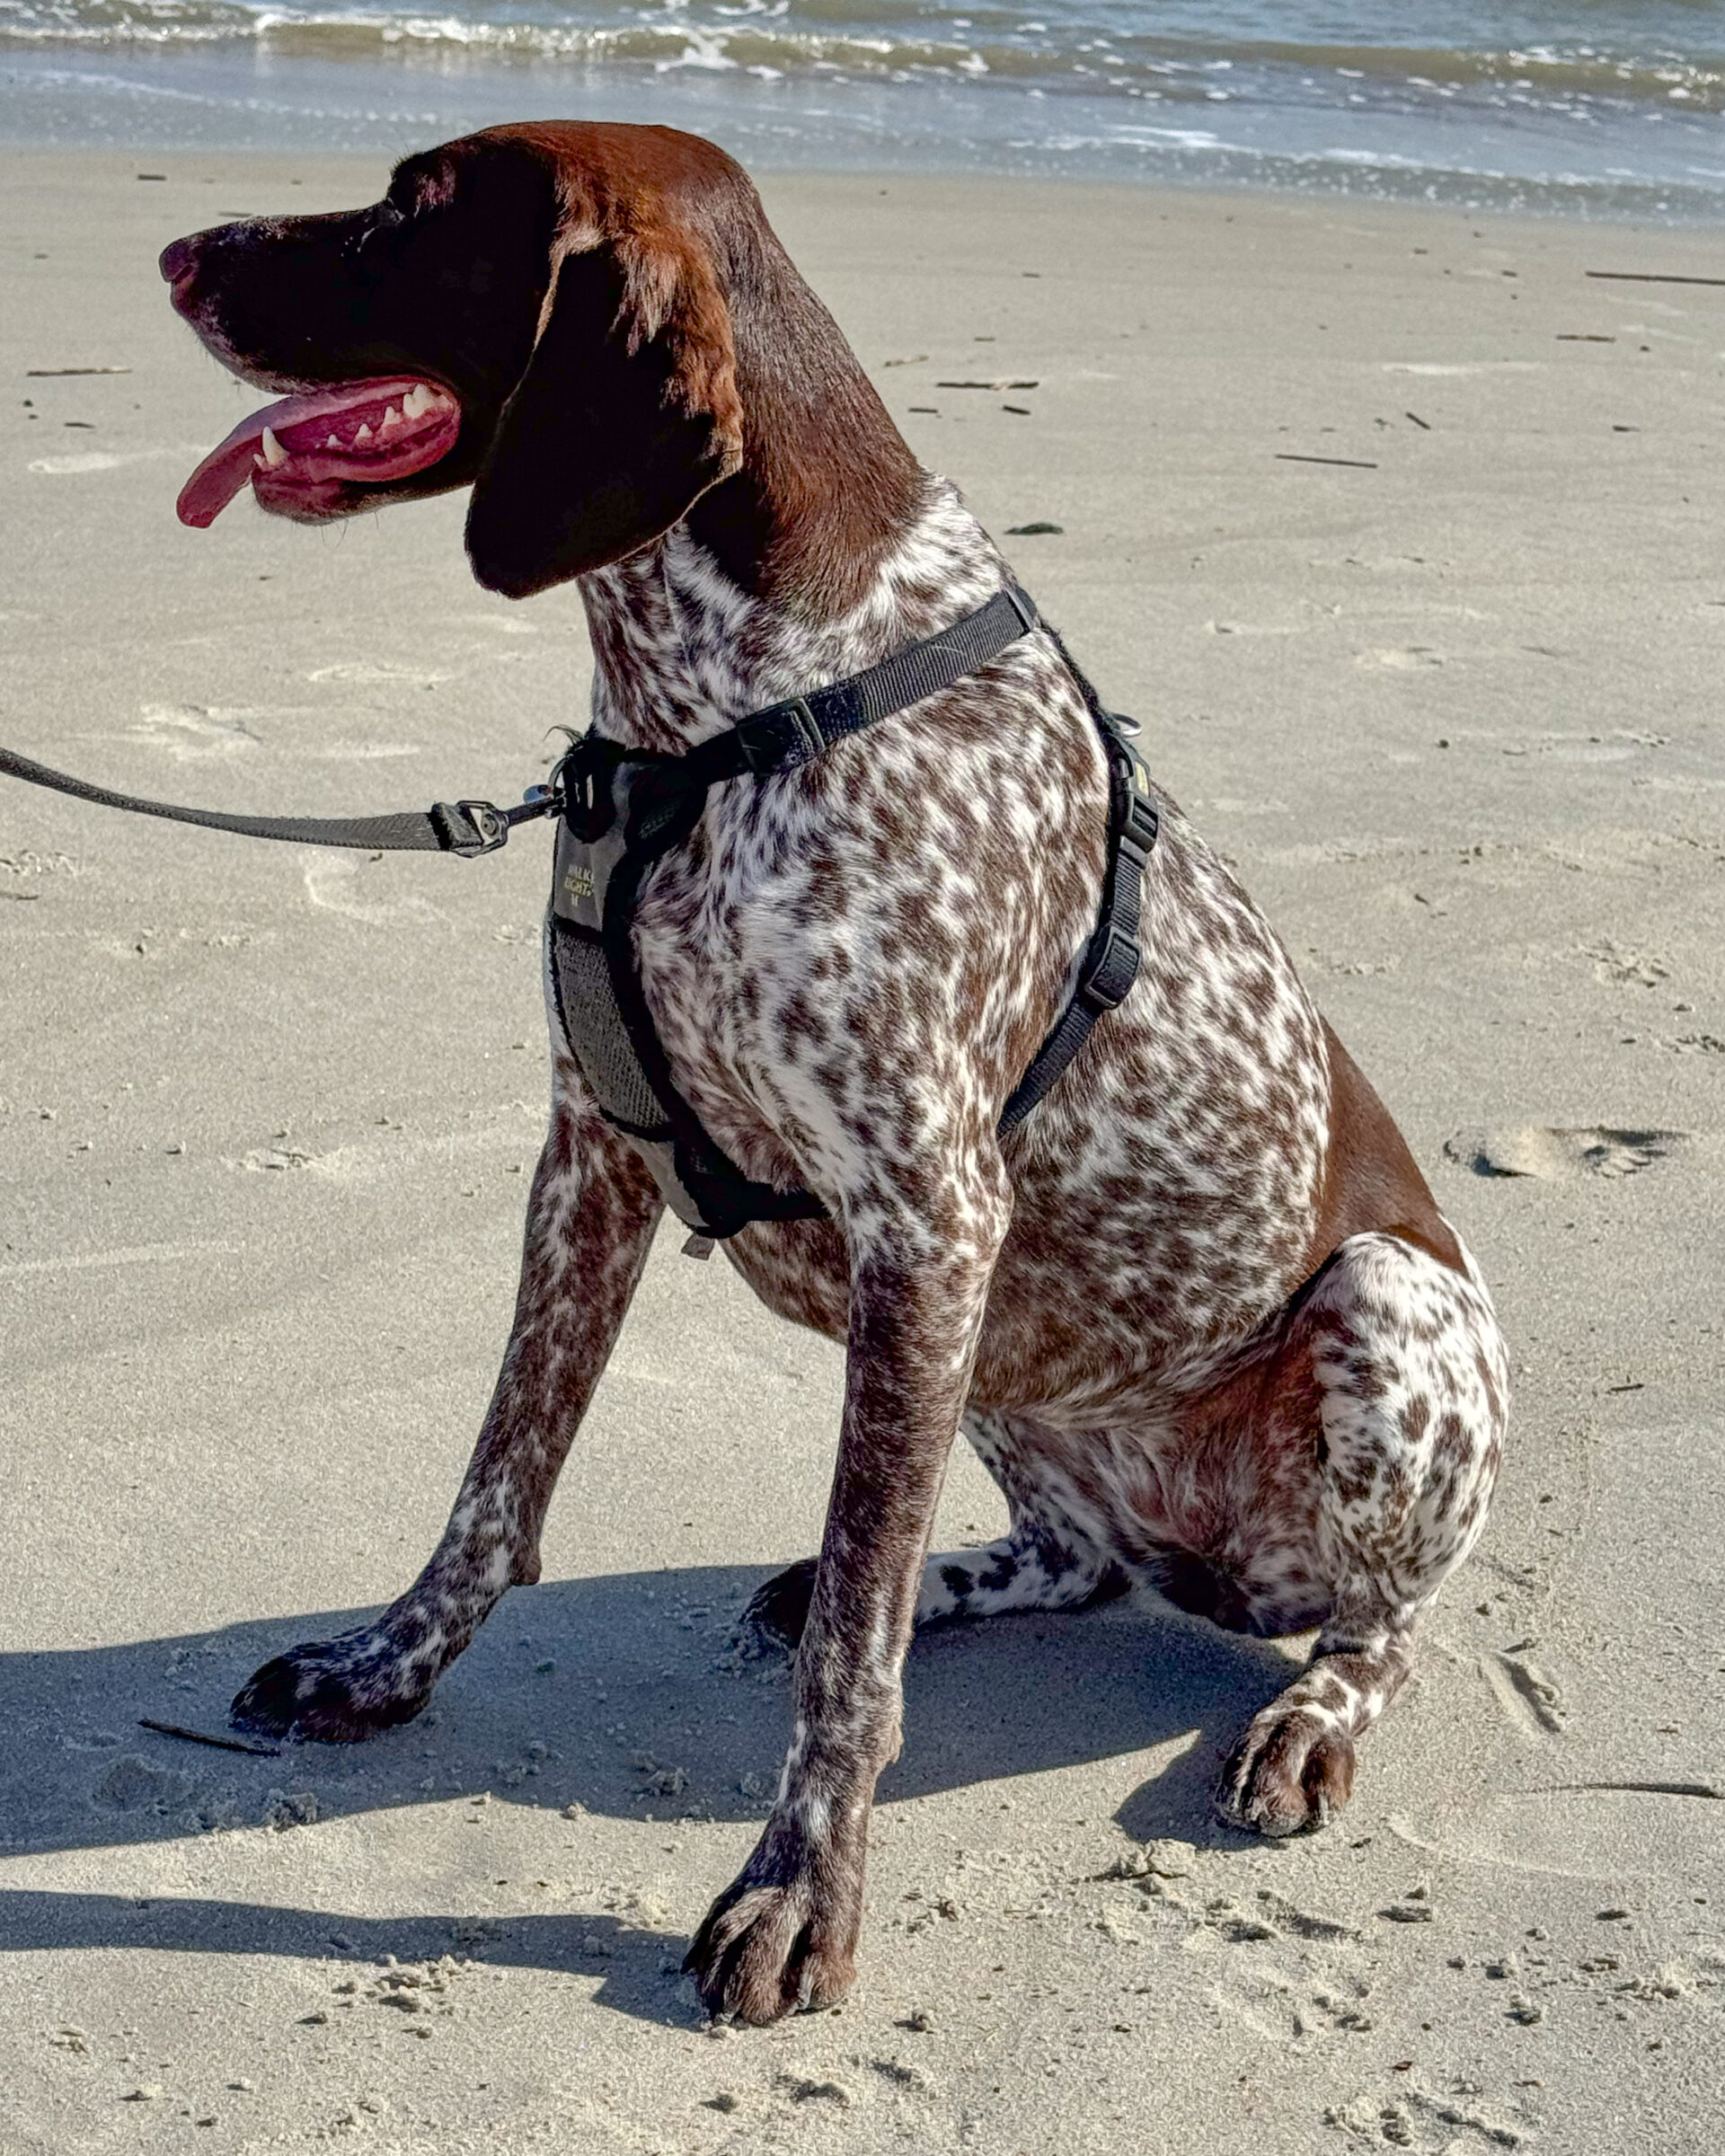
<box><xmin>158</xmin><ymin>234</ymin><xmax>201</xmax><ymax>297</ymax></box>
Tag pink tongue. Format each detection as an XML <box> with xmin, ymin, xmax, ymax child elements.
<box><xmin>176</xmin><ymin>377</ymin><xmax>457</xmax><ymax>528</ymax></box>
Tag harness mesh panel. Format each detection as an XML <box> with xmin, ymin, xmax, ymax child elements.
<box><xmin>552</xmin><ymin>924</ymin><xmax>668</xmax><ymax>1133</ymax></box>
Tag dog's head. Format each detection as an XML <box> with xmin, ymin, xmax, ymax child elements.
<box><xmin>163</xmin><ymin>123</ymin><xmax>760</xmax><ymax>598</ymax></box>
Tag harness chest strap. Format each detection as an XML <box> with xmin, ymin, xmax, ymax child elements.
<box><xmin>547</xmin><ymin>584</ymin><xmax>1159</xmax><ymax>1244</ymax></box>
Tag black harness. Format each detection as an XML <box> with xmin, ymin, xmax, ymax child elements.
<box><xmin>0</xmin><ymin>581</ymin><xmax>1157</xmax><ymax>1248</ymax></box>
<box><xmin>544</xmin><ymin>584</ymin><xmax>1159</xmax><ymax>1242</ymax></box>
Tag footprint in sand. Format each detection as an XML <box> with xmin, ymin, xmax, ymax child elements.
<box><xmin>1357</xmin><ymin>647</ymin><xmax>1442</xmax><ymax>670</ymax></box>
<box><xmin>1479</xmin><ymin>1650</ymin><xmax>1565</xmax><ymax>1737</ymax></box>
<box><xmin>1325</xmin><ymin>2081</ymin><xmax>1530</xmax><ymax>2152</ymax></box>
<box><xmin>1584</xmin><ymin>938</ymin><xmax>1669</xmax><ymax>988</ymax></box>
<box><xmin>1391</xmin><ymin>1789</ymin><xmax>1721</xmax><ymax>1885</ymax></box>
<box><xmin>309</xmin><ymin>739</ymin><xmax>423</xmax><ymax>762</ymax></box>
<box><xmin>28</xmin><ymin>445</ymin><xmax>207</xmax><ymax>476</ymax></box>
<box><xmin>308</xmin><ymin>661</ymin><xmax>451</xmax><ymax>687</ymax></box>
<box><xmin>1443</xmin><ymin>1126</ymin><xmax>1688</xmax><ymax>1180</ymax></box>
<box><xmin>129</xmin><ymin>703</ymin><xmax>261</xmax><ymax>759</ymax></box>
<box><xmin>1382</xmin><ymin>360</ymin><xmax>1542</xmax><ymax>376</ymax></box>
<box><xmin>302</xmin><ymin>855</ymin><xmax>439</xmax><ymax>925</ymax></box>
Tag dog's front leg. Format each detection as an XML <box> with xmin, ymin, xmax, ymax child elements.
<box><xmin>686</xmin><ymin>1167</ymin><xmax>1012</xmax><ymax>2023</ymax></box>
<box><xmin>231</xmin><ymin>1065</ymin><xmax>663</xmax><ymax>1741</ymax></box>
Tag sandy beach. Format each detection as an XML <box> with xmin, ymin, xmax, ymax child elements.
<box><xmin>3</xmin><ymin>146</ymin><xmax>1723</xmax><ymax>2153</ymax></box>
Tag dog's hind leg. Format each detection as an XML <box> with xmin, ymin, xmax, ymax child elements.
<box><xmin>231</xmin><ymin>1069</ymin><xmax>663</xmax><ymax>1742</ymax></box>
<box><xmin>1216</xmin><ymin>1231</ymin><xmax>1508</xmax><ymax>1835</ymax></box>
<box><xmin>743</xmin><ymin>1410</ymin><xmax>1124</xmax><ymax>1647</ymax></box>
<box><xmin>918</xmin><ymin>1409</ymin><xmax>1128</xmax><ymax>1623</ymax></box>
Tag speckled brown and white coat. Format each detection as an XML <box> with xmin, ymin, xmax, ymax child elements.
<box><xmin>161</xmin><ymin>119</ymin><xmax>1509</xmax><ymax>2028</ymax></box>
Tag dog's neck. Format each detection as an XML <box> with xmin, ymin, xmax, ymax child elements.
<box><xmin>575</xmin><ymin>224</ymin><xmax>1013</xmax><ymax>755</ymax></box>
<box><xmin>694</xmin><ymin>217</ymin><xmax>927</xmax><ymax>614</ymax></box>
<box><xmin>578</xmin><ymin>478</ymin><xmax>1007</xmax><ymax>755</ymax></box>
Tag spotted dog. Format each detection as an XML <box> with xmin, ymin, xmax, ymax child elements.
<box><xmin>160</xmin><ymin>120</ymin><xmax>1508</xmax><ymax>2025</ymax></box>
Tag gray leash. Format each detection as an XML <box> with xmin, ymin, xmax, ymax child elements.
<box><xmin>0</xmin><ymin>744</ymin><xmax>555</xmax><ymax>857</ymax></box>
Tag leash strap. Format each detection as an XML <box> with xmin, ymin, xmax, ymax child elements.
<box><xmin>0</xmin><ymin>745</ymin><xmax>551</xmax><ymax>859</ymax></box>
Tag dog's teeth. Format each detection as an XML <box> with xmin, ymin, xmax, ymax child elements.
<box><xmin>253</xmin><ymin>452</ymin><xmax>266</xmax><ymax>470</ymax></box>
<box><xmin>354</xmin><ymin>423</ymin><xmax>372</xmax><ymax>444</ymax></box>
<box><xmin>381</xmin><ymin>405</ymin><xmax>402</xmax><ymax>432</ymax></box>
<box><xmin>325</xmin><ymin>434</ymin><xmax>341</xmax><ymax>450</ymax></box>
<box><xmin>402</xmin><ymin>384</ymin><xmax>429</xmax><ymax>419</ymax></box>
<box><xmin>260</xmin><ymin>426</ymin><xmax>288</xmax><ymax>469</ymax></box>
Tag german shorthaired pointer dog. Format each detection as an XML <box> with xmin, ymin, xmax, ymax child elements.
<box><xmin>161</xmin><ymin>120</ymin><xmax>1508</xmax><ymax>2024</ymax></box>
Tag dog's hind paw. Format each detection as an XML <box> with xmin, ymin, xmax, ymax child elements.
<box><xmin>739</xmin><ymin>1557</ymin><xmax>818</xmax><ymax>1651</ymax></box>
<box><xmin>1214</xmin><ymin>1704</ymin><xmax>1357</xmax><ymax>1837</ymax></box>
<box><xmin>231</xmin><ymin>1632</ymin><xmax>434</xmax><ymax>1744</ymax></box>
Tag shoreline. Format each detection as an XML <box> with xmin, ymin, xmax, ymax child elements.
<box><xmin>7</xmin><ymin>133</ymin><xmax>1725</xmax><ymax>239</ymax></box>
<box><xmin>4</xmin><ymin>51</ymin><xmax>1725</xmax><ymax>225</ymax></box>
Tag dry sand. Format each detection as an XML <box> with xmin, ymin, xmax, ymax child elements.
<box><xmin>2</xmin><ymin>148</ymin><xmax>1722</xmax><ymax>2154</ymax></box>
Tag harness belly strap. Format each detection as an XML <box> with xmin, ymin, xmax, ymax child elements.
<box><xmin>547</xmin><ymin>583</ymin><xmax>1157</xmax><ymax>1241</ymax></box>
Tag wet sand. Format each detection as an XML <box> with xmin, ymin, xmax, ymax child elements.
<box><xmin>2</xmin><ymin>147</ymin><xmax>1722</xmax><ymax>2153</ymax></box>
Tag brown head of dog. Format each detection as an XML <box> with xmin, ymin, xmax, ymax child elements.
<box><xmin>163</xmin><ymin>119</ymin><xmax>920</xmax><ymax>607</ymax></box>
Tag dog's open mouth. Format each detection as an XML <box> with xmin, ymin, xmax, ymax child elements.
<box><xmin>176</xmin><ymin>376</ymin><xmax>463</xmax><ymax>528</ymax></box>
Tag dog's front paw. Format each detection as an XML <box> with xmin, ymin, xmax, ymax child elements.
<box><xmin>231</xmin><ymin>1630</ymin><xmax>435</xmax><ymax>1744</ymax></box>
<box><xmin>1215</xmin><ymin>1704</ymin><xmax>1356</xmax><ymax>1837</ymax></box>
<box><xmin>684</xmin><ymin>1833</ymin><xmax>861</xmax><ymax>2025</ymax></box>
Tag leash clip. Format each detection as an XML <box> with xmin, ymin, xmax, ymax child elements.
<box><xmin>434</xmin><ymin>798</ymin><xmax>511</xmax><ymax>858</ymax></box>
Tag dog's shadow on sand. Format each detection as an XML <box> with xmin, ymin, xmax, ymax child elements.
<box><xmin>0</xmin><ymin>1566</ymin><xmax>1297</xmax><ymax>2024</ymax></box>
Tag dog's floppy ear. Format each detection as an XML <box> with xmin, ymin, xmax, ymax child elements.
<box><xmin>465</xmin><ymin>201</ymin><xmax>745</xmax><ymax>598</ymax></box>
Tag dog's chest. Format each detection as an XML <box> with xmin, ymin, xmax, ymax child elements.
<box><xmin>619</xmin><ymin>688</ymin><xmax>1105</xmax><ymax>1205</ymax></box>
<box><xmin>714</xmin><ymin>801</ymin><xmax>1333</xmax><ymax>1409</ymax></box>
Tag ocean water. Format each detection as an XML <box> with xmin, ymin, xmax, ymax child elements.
<box><xmin>3</xmin><ymin>0</ymin><xmax>1722</xmax><ymax>216</ymax></box>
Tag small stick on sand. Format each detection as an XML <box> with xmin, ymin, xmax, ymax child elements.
<box><xmin>138</xmin><ymin>1716</ymin><xmax>282</xmax><ymax>1758</ymax></box>
<box><xmin>1584</xmin><ymin>271</ymin><xmax>1725</xmax><ymax>287</ymax></box>
<box><xmin>935</xmin><ymin>378</ymin><xmax>1039</xmax><ymax>391</ymax></box>
<box><xmin>1544</xmin><ymin>1780</ymin><xmax>1721</xmax><ymax>1801</ymax></box>
<box><xmin>1275</xmin><ymin>453</ymin><xmax>1378</xmax><ymax>469</ymax></box>
<box><xmin>26</xmin><ymin>367</ymin><xmax>132</xmax><ymax>376</ymax></box>
<box><xmin>1404</xmin><ymin>411</ymin><xmax>1431</xmax><ymax>429</ymax></box>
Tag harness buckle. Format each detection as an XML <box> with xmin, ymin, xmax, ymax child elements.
<box><xmin>790</xmin><ymin>697</ymin><xmax>827</xmax><ymax>759</ymax></box>
<box><xmin>556</xmin><ymin>735</ymin><xmax>623</xmax><ymax>843</ymax></box>
<box><xmin>1122</xmin><ymin>788</ymin><xmax>1160</xmax><ymax>858</ymax></box>
<box><xmin>1079</xmin><ymin>923</ymin><xmax>1141</xmax><ymax>1012</ymax></box>
<box><xmin>1004</xmin><ymin>585</ymin><xmax>1039</xmax><ymax>634</ymax></box>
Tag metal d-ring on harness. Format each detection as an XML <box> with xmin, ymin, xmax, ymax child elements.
<box><xmin>0</xmin><ymin>581</ymin><xmax>1157</xmax><ymax>1247</ymax></box>
<box><xmin>544</xmin><ymin>584</ymin><xmax>1160</xmax><ymax>1243</ymax></box>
